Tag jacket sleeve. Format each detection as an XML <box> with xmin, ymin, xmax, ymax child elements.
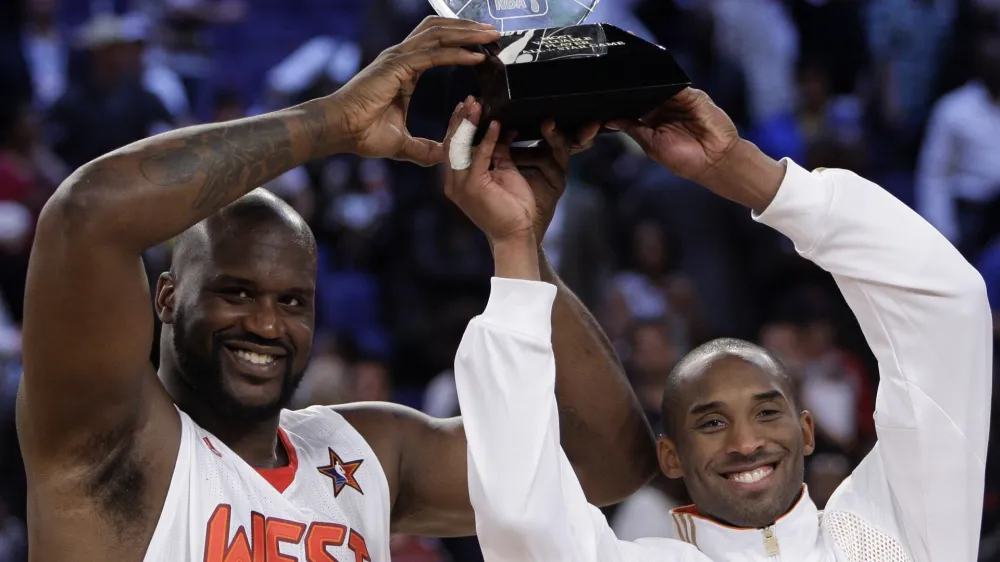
<box><xmin>454</xmin><ymin>277</ymin><xmax>703</xmax><ymax>562</ymax></box>
<box><xmin>753</xmin><ymin>160</ymin><xmax>992</xmax><ymax>562</ymax></box>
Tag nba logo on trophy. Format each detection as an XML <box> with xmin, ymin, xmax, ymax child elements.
<box><xmin>487</xmin><ymin>0</ymin><xmax>548</xmax><ymax>20</ymax></box>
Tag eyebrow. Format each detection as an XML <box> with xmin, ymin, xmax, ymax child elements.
<box><xmin>210</xmin><ymin>274</ymin><xmax>256</xmax><ymax>287</ymax></box>
<box><xmin>210</xmin><ymin>274</ymin><xmax>314</xmax><ymax>297</ymax></box>
<box><xmin>687</xmin><ymin>390</ymin><xmax>787</xmax><ymax>416</ymax></box>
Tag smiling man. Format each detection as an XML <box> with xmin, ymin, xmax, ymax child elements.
<box><xmin>14</xmin><ymin>17</ymin><xmax>657</xmax><ymax>562</ymax></box>
<box><xmin>454</xmin><ymin>88</ymin><xmax>993</xmax><ymax>562</ymax></box>
<box><xmin>657</xmin><ymin>340</ymin><xmax>811</xmax><ymax>533</ymax></box>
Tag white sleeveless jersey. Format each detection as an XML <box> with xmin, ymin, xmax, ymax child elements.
<box><xmin>143</xmin><ymin>405</ymin><xmax>392</xmax><ymax>562</ymax></box>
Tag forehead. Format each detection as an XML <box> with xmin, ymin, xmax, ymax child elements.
<box><xmin>197</xmin><ymin>223</ymin><xmax>316</xmax><ymax>287</ymax></box>
<box><xmin>679</xmin><ymin>356</ymin><xmax>789</xmax><ymax>410</ymax></box>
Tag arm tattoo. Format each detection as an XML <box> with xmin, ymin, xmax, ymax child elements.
<box><xmin>139</xmin><ymin>119</ymin><xmax>294</xmax><ymax>211</ymax></box>
<box><xmin>297</xmin><ymin>106</ymin><xmax>329</xmax><ymax>162</ymax></box>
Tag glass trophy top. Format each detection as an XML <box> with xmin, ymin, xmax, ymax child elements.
<box><xmin>427</xmin><ymin>0</ymin><xmax>599</xmax><ymax>31</ymax></box>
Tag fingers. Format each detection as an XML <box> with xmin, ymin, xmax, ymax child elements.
<box><xmin>540</xmin><ymin>120</ymin><xmax>570</xmax><ymax>171</ymax></box>
<box><xmin>491</xmin><ymin>131</ymin><xmax>518</xmax><ymax>171</ymax></box>
<box><xmin>406</xmin><ymin>16</ymin><xmax>495</xmax><ymax>40</ymax></box>
<box><xmin>605</xmin><ymin>117</ymin><xmax>641</xmax><ymax>132</ymax></box>
<box><xmin>394</xmin><ymin>47</ymin><xmax>488</xmax><ymax>73</ymax></box>
<box><xmin>470</xmin><ymin>116</ymin><xmax>501</xmax><ymax>178</ymax></box>
<box><xmin>571</xmin><ymin>121</ymin><xmax>600</xmax><ymax>154</ymax></box>
<box><xmin>401</xmin><ymin>136</ymin><xmax>445</xmax><ymax>167</ymax></box>
<box><xmin>402</xmin><ymin>25</ymin><xmax>501</xmax><ymax>51</ymax></box>
<box><xmin>444</xmin><ymin>97</ymin><xmax>479</xmax><ymax>171</ymax></box>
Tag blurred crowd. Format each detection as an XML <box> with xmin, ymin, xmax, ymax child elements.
<box><xmin>0</xmin><ymin>0</ymin><xmax>999</xmax><ymax>560</ymax></box>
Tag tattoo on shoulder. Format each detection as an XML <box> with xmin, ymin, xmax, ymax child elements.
<box><xmin>139</xmin><ymin>119</ymin><xmax>295</xmax><ymax>211</ymax></box>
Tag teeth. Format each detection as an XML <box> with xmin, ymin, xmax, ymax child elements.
<box><xmin>234</xmin><ymin>349</ymin><xmax>275</xmax><ymax>365</ymax></box>
<box><xmin>729</xmin><ymin>465</ymin><xmax>774</xmax><ymax>484</ymax></box>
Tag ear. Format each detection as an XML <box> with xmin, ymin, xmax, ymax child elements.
<box><xmin>657</xmin><ymin>435</ymin><xmax>685</xmax><ymax>479</ymax></box>
<box><xmin>799</xmin><ymin>410</ymin><xmax>816</xmax><ymax>456</ymax></box>
<box><xmin>155</xmin><ymin>272</ymin><xmax>177</xmax><ymax>324</ymax></box>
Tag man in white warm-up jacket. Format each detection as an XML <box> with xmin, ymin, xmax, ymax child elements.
<box><xmin>450</xmin><ymin>89</ymin><xmax>993</xmax><ymax>562</ymax></box>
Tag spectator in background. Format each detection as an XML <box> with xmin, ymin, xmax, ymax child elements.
<box><xmin>780</xmin><ymin>287</ymin><xmax>877</xmax><ymax>458</ymax></box>
<box><xmin>291</xmin><ymin>334</ymin><xmax>350</xmax><ymax>409</ymax></box>
<box><xmin>118</xmin><ymin>11</ymin><xmax>191</xmax><ymax>123</ymax></box>
<box><xmin>867</xmin><ymin>0</ymin><xmax>956</xmax><ymax>166</ymax></box>
<box><xmin>978</xmin><ymin>235</ymin><xmax>1000</xmax><ymax>336</ymax></box>
<box><xmin>916</xmin><ymin>32</ymin><xmax>1000</xmax><ymax>259</ymax></box>
<box><xmin>603</xmin><ymin>220</ymin><xmax>704</xmax><ymax>349</ymax></box>
<box><xmin>0</xmin><ymin>101</ymin><xmax>67</xmax><ymax>323</ymax></box>
<box><xmin>542</xmin><ymin>175</ymin><xmax>613</xmax><ymax>311</ymax></box>
<box><xmin>142</xmin><ymin>0</ymin><xmax>247</xmax><ymax>113</ymax></box>
<box><xmin>706</xmin><ymin>0</ymin><xmax>799</xmax><ymax>126</ymax></box>
<box><xmin>17</xmin><ymin>0</ymin><xmax>66</xmax><ymax>109</ymax></box>
<box><xmin>669</xmin><ymin>6</ymin><xmax>749</xmax><ymax>131</ymax></box>
<box><xmin>610</xmin><ymin>474</ymin><xmax>687</xmax><ymax>542</ymax></box>
<box><xmin>623</xmin><ymin>318</ymin><xmax>686</xmax><ymax>428</ymax></box>
<box><xmin>805</xmin><ymin>453</ymin><xmax>852</xmax><ymax>509</ymax></box>
<box><xmin>0</xmin><ymin>500</ymin><xmax>26</xmax><ymax>562</ymax></box>
<box><xmin>749</xmin><ymin>57</ymin><xmax>867</xmax><ymax>175</ymax></box>
<box><xmin>47</xmin><ymin>13</ymin><xmax>173</xmax><ymax>169</ymax></box>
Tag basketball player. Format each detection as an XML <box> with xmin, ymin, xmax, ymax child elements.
<box><xmin>15</xmin><ymin>18</ymin><xmax>659</xmax><ymax>562</ymax></box>
<box><xmin>449</xmin><ymin>88</ymin><xmax>993</xmax><ymax>562</ymax></box>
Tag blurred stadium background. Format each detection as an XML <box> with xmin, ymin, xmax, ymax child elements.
<box><xmin>0</xmin><ymin>0</ymin><xmax>999</xmax><ymax>560</ymax></box>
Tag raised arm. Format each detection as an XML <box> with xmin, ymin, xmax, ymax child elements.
<box><xmin>367</xmin><ymin>102</ymin><xmax>656</xmax><ymax>537</ymax></box>
<box><xmin>612</xmin><ymin>88</ymin><xmax>992</xmax><ymax>562</ymax></box>
<box><xmin>445</xmin><ymin>102</ymin><xmax>703</xmax><ymax>560</ymax></box>
<box><xmin>17</xmin><ymin>17</ymin><xmax>499</xmax><ymax>466</ymax></box>
<box><xmin>752</xmin><ymin>158</ymin><xmax>991</xmax><ymax>562</ymax></box>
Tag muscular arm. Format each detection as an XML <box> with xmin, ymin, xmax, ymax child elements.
<box><xmin>541</xmin><ymin>252</ymin><xmax>658</xmax><ymax>504</ymax></box>
<box><xmin>345</xmin><ymin>248</ymin><xmax>655</xmax><ymax>537</ymax></box>
<box><xmin>18</xmin><ymin>98</ymin><xmax>342</xmax><ymax>462</ymax></box>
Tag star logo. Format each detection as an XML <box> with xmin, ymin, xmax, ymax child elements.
<box><xmin>317</xmin><ymin>448</ymin><xmax>364</xmax><ymax>498</ymax></box>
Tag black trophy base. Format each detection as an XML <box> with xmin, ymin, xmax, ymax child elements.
<box><xmin>472</xmin><ymin>23</ymin><xmax>691</xmax><ymax>144</ymax></box>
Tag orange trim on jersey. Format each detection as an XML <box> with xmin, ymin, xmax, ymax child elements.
<box><xmin>670</xmin><ymin>484</ymin><xmax>808</xmax><ymax>530</ymax></box>
<box><xmin>254</xmin><ymin>428</ymin><xmax>298</xmax><ymax>493</ymax></box>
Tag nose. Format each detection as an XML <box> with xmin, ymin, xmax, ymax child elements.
<box><xmin>725</xmin><ymin>419</ymin><xmax>767</xmax><ymax>458</ymax></box>
<box><xmin>242</xmin><ymin>298</ymin><xmax>285</xmax><ymax>341</ymax></box>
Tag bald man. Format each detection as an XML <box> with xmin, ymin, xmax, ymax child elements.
<box><xmin>15</xmin><ymin>18</ymin><xmax>657</xmax><ymax>562</ymax></box>
<box><xmin>454</xmin><ymin>89</ymin><xmax>992</xmax><ymax>562</ymax></box>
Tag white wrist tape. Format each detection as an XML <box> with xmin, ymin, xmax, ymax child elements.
<box><xmin>449</xmin><ymin>119</ymin><xmax>477</xmax><ymax>170</ymax></box>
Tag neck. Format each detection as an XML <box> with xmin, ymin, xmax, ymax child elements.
<box><xmin>702</xmin><ymin>487</ymin><xmax>803</xmax><ymax>529</ymax></box>
<box><xmin>159</xmin><ymin>362</ymin><xmax>287</xmax><ymax>469</ymax></box>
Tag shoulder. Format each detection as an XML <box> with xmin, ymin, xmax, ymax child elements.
<box><xmin>931</xmin><ymin>84</ymin><xmax>984</xmax><ymax>121</ymax></box>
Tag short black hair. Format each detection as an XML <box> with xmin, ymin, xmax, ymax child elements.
<box><xmin>659</xmin><ymin>338</ymin><xmax>795</xmax><ymax>439</ymax></box>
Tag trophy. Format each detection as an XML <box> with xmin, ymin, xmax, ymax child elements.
<box><xmin>427</xmin><ymin>0</ymin><xmax>691</xmax><ymax>142</ymax></box>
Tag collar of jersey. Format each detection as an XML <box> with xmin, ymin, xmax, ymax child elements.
<box><xmin>668</xmin><ymin>484</ymin><xmax>820</xmax><ymax>560</ymax></box>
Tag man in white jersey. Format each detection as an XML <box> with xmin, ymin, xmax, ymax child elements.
<box><xmin>15</xmin><ymin>18</ymin><xmax>661</xmax><ymax>562</ymax></box>
<box><xmin>449</xmin><ymin>88</ymin><xmax>993</xmax><ymax>562</ymax></box>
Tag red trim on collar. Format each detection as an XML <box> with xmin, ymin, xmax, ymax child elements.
<box><xmin>670</xmin><ymin>484</ymin><xmax>809</xmax><ymax>529</ymax></box>
<box><xmin>254</xmin><ymin>428</ymin><xmax>298</xmax><ymax>493</ymax></box>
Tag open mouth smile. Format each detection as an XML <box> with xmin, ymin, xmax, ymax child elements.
<box><xmin>718</xmin><ymin>460</ymin><xmax>781</xmax><ymax>491</ymax></box>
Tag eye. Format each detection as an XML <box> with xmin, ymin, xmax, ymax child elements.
<box><xmin>281</xmin><ymin>296</ymin><xmax>303</xmax><ymax>307</ymax></box>
<box><xmin>697</xmin><ymin>418</ymin><xmax>727</xmax><ymax>432</ymax></box>
<box><xmin>757</xmin><ymin>409</ymin><xmax>782</xmax><ymax>421</ymax></box>
<box><xmin>219</xmin><ymin>288</ymin><xmax>251</xmax><ymax>302</ymax></box>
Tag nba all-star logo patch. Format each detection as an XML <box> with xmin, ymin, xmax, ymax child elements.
<box><xmin>317</xmin><ymin>448</ymin><xmax>364</xmax><ymax>497</ymax></box>
<box><xmin>488</xmin><ymin>0</ymin><xmax>547</xmax><ymax>19</ymax></box>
